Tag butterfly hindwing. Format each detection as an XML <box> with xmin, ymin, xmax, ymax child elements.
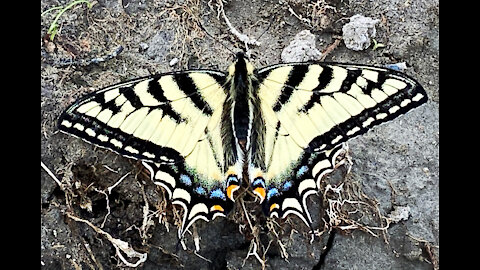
<box><xmin>264</xmin><ymin>143</ymin><xmax>348</xmax><ymax>225</ymax></box>
<box><xmin>250</xmin><ymin>62</ymin><xmax>427</xmax><ymax>227</ymax></box>
<box><xmin>58</xmin><ymin>70</ymin><xmax>243</xmax><ymax>237</ymax></box>
<box><xmin>142</xmin><ymin>161</ymin><xmax>235</xmax><ymax>238</ymax></box>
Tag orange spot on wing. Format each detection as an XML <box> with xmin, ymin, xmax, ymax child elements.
<box><xmin>211</xmin><ymin>205</ymin><xmax>224</xmax><ymax>212</ymax></box>
<box><xmin>226</xmin><ymin>184</ymin><xmax>239</xmax><ymax>201</ymax></box>
<box><xmin>253</xmin><ymin>187</ymin><xmax>266</xmax><ymax>202</ymax></box>
<box><xmin>269</xmin><ymin>203</ymin><xmax>279</xmax><ymax>212</ymax></box>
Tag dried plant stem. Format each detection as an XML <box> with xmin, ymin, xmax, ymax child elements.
<box><xmin>67</xmin><ymin>213</ymin><xmax>147</xmax><ymax>267</ymax></box>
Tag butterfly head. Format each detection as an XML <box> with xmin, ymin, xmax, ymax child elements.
<box><xmin>228</xmin><ymin>52</ymin><xmax>254</xmax><ymax>77</ymax></box>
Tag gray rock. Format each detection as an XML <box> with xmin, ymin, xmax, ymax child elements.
<box><xmin>342</xmin><ymin>14</ymin><xmax>380</xmax><ymax>51</ymax></box>
<box><xmin>281</xmin><ymin>30</ymin><xmax>322</xmax><ymax>62</ymax></box>
<box><xmin>145</xmin><ymin>31</ymin><xmax>174</xmax><ymax>63</ymax></box>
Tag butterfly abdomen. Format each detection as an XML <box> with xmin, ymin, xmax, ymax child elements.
<box><xmin>233</xmin><ymin>97</ymin><xmax>250</xmax><ymax>148</ymax></box>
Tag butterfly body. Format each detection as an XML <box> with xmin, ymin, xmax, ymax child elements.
<box><xmin>58</xmin><ymin>52</ymin><xmax>427</xmax><ymax>236</ymax></box>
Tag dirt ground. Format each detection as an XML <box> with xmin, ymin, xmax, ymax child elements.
<box><xmin>41</xmin><ymin>0</ymin><xmax>439</xmax><ymax>269</ymax></box>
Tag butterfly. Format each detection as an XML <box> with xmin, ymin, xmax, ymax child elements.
<box><xmin>58</xmin><ymin>52</ymin><xmax>427</xmax><ymax>238</ymax></box>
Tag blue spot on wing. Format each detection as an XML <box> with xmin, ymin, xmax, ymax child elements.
<box><xmin>252</xmin><ymin>178</ymin><xmax>265</xmax><ymax>187</ymax></box>
<box><xmin>227</xmin><ymin>175</ymin><xmax>239</xmax><ymax>185</ymax></box>
<box><xmin>210</xmin><ymin>189</ymin><xmax>226</xmax><ymax>200</ymax></box>
<box><xmin>179</xmin><ymin>174</ymin><xmax>192</xmax><ymax>186</ymax></box>
<box><xmin>282</xmin><ymin>181</ymin><xmax>293</xmax><ymax>191</ymax></box>
<box><xmin>296</xmin><ymin>165</ymin><xmax>308</xmax><ymax>178</ymax></box>
<box><xmin>195</xmin><ymin>186</ymin><xmax>206</xmax><ymax>195</ymax></box>
<box><xmin>267</xmin><ymin>188</ymin><xmax>279</xmax><ymax>200</ymax></box>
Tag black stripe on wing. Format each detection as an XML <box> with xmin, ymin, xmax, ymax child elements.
<box><xmin>145</xmin><ymin>78</ymin><xmax>184</xmax><ymax>123</ymax></box>
<box><xmin>173</xmin><ymin>73</ymin><xmax>215</xmax><ymax>115</ymax></box>
<box><xmin>272</xmin><ymin>65</ymin><xmax>310</xmax><ymax>112</ymax></box>
<box><xmin>301</xmin><ymin>66</ymin><xmax>334</xmax><ymax>112</ymax></box>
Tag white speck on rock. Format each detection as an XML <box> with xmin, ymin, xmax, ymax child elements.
<box><xmin>169</xmin><ymin>57</ymin><xmax>179</xmax><ymax>66</ymax></box>
<box><xmin>388</xmin><ymin>205</ymin><xmax>410</xmax><ymax>223</ymax></box>
<box><xmin>139</xmin><ymin>42</ymin><xmax>149</xmax><ymax>51</ymax></box>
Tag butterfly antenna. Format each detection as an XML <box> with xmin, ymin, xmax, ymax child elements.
<box><xmin>196</xmin><ymin>19</ymin><xmax>236</xmax><ymax>58</ymax></box>
<box><xmin>257</xmin><ymin>15</ymin><xmax>274</xmax><ymax>41</ymax></box>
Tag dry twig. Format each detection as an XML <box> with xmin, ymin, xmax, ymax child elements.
<box><xmin>319</xmin><ymin>38</ymin><xmax>341</xmax><ymax>61</ymax></box>
<box><xmin>41</xmin><ymin>161</ymin><xmax>63</xmax><ymax>188</ymax></box>
<box><xmin>242</xmin><ymin>240</ymin><xmax>266</xmax><ymax>269</ymax></box>
<box><xmin>67</xmin><ymin>213</ymin><xmax>147</xmax><ymax>267</ymax></box>
<box><xmin>213</xmin><ymin>0</ymin><xmax>260</xmax><ymax>55</ymax></box>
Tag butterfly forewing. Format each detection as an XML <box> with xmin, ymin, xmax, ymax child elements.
<box><xmin>251</xmin><ymin>62</ymin><xmax>427</xmax><ymax>227</ymax></box>
<box><xmin>58</xmin><ymin>70</ymin><xmax>244</xmax><ymax>236</ymax></box>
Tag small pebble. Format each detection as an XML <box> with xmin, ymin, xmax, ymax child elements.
<box><xmin>342</xmin><ymin>14</ymin><xmax>380</xmax><ymax>51</ymax></box>
<box><xmin>281</xmin><ymin>30</ymin><xmax>322</xmax><ymax>62</ymax></box>
<box><xmin>385</xmin><ymin>62</ymin><xmax>408</xmax><ymax>71</ymax></box>
<box><xmin>169</xmin><ymin>57</ymin><xmax>179</xmax><ymax>66</ymax></box>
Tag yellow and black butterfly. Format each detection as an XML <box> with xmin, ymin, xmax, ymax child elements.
<box><xmin>58</xmin><ymin>52</ymin><xmax>427</xmax><ymax>237</ymax></box>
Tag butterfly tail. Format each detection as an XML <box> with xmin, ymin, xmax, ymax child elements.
<box><xmin>262</xmin><ymin>143</ymin><xmax>348</xmax><ymax>230</ymax></box>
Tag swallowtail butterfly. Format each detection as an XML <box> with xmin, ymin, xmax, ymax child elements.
<box><xmin>58</xmin><ymin>52</ymin><xmax>427</xmax><ymax>237</ymax></box>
